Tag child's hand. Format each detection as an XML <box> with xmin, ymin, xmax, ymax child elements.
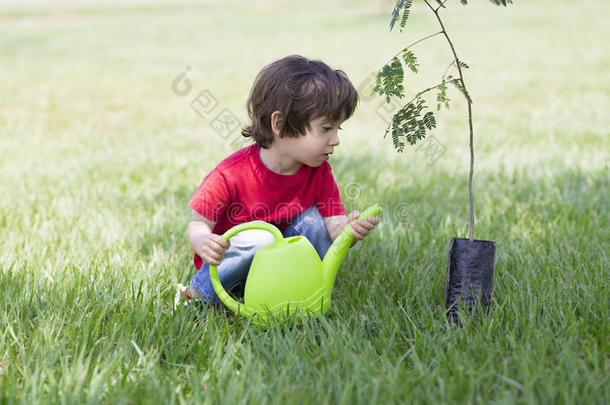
<box><xmin>347</xmin><ymin>210</ymin><xmax>379</xmax><ymax>243</ymax></box>
<box><xmin>199</xmin><ymin>234</ymin><xmax>231</xmax><ymax>266</ymax></box>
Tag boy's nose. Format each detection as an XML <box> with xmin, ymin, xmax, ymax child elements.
<box><xmin>329</xmin><ymin>132</ymin><xmax>340</xmax><ymax>146</ymax></box>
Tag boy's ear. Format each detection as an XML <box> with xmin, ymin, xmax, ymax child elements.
<box><xmin>271</xmin><ymin>110</ymin><xmax>284</xmax><ymax>136</ymax></box>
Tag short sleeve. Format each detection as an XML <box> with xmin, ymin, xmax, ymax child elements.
<box><xmin>188</xmin><ymin>169</ymin><xmax>231</xmax><ymax>222</ymax></box>
<box><xmin>315</xmin><ymin>163</ymin><xmax>346</xmax><ymax>217</ymax></box>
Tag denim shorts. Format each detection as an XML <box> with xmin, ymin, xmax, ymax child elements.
<box><xmin>190</xmin><ymin>205</ymin><xmax>333</xmax><ymax>304</ymax></box>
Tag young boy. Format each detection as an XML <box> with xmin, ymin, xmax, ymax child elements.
<box><xmin>177</xmin><ymin>55</ymin><xmax>379</xmax><ymax>307</ymax></box>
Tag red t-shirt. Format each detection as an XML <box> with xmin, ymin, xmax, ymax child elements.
<box><xmin>188</xmin><ymin>143</ymin><xmax>346</xmax><ymax>270</ymax></box>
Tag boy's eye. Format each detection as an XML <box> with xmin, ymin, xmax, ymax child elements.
<box><xmin>323</xmin><ymin>126</ymin><xmax>342</xmax><ymax>132</ymax></box>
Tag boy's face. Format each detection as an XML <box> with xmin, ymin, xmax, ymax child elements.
<box><xmin>279</xmin><ymin>115</ymin><xmax>343</xmax><ymax>168</ymax></box>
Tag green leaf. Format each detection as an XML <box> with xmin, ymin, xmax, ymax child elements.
<box><xmin>423</xmin><ymin>111</ymin><xmax>437</xmax><ymax>130</ymax></box>
<box><xmin>436</xmin><ymin>81</ymin><xmax>450</xmax><ymax>111</ymax></box>
<box><xmin>461</xmin><ymin>0</ymin><xmax>513</xmax><ymax>5</ymax></box>
<box><xmin>387</xmin><ymin>97</ymin><xmax>435</xmax><ymax>152</ymax></box>
<box><xmin>458</xmin><ymin>61</ymin><xmax>469</xmax><ymax>70</ymax></box>
<box><xmin>373</xmin><ymin>57</ymin><xmax>405</xmax><ymax>103</ymax></box>
<box><xmin>389</xmin><ymin>0</ymin><xmax>403</xmax><ymax>31</ymax></box>
<box><xmin>399</xmin><ymin>3</ymin><xmax>411</xmax><ymax>31</ymax></box>
<box><xmin>488</xmin><ymin>0</ymin><xmax>512</xmax><ymax>6</ymax></box>
<box><xmin>389</xmin><ymin>0</ymin><xmax>413</xmax><ymax>32</ymax></box>
<box><xmin>400</xmin><ymin>49</ymin><xmax>419</xmax><ymax>73</ymax></box>
<box><xmin>450</xmin><ymin>78</ymin><xmax>473</xmax><ymax>104</ymax></box>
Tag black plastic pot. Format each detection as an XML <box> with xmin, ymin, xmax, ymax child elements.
<box><xmin>445</xmin><ymin>237</ymin><xmax>497</xmax><ymax>322</ymax></box>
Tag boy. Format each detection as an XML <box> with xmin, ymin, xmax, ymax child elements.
<box><xmin>177</xmin><ymin>55</ymin><xmax>379</xmax><ymax>307</ymax></box>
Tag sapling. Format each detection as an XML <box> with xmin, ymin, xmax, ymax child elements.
<box><xmin>375</xmin><ymin>0</ymin><xmax>511</xmax><ymax>240</ymax></box>
<box><xmin>374</xmin><ymin>0</ymin><xmax>512</xmax><ymax>320</ymax></box>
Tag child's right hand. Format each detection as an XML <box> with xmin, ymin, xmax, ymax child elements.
<box><xmin>199</xmin><ymin>234</ymin><xmax>231</xmax><ymax>266</ymax></box>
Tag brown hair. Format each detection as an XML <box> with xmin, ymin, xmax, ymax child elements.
<box><xmin>241</xmin><ymin>55</ymin><xmax>359</xmax><ymax>148</ymax></box>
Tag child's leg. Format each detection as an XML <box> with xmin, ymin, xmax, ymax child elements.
<box><xmin>283</xmin><ymin>205</ymin><xmax>333</xmax><ymax>259</ymax></box>
<box><xmin>189</xmin><ymin>229</ymin><xmax>276</xmax><ymax>304</ymax></box>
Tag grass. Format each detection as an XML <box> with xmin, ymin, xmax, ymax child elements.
<box><xmin>0</xmin><ymin>0</ymin><xmax>608</xmax><ymax>403</ymax></box>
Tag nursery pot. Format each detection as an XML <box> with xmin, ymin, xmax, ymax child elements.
<box><xmin>445</xmin><ymin>237</ymin><xmax>497</xmax><ymax>322</ymax></box>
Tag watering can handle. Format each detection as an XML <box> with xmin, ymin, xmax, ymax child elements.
<box><xmin>208</xmin><ymin>221</ymin><xmax>284</xmax><ymax>319</ymax></box>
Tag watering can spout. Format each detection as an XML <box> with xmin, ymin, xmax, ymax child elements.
<box><xmin>322</xmin><ymin>203</ymin><xmax>383</xmax><ymax>292</ymax></box>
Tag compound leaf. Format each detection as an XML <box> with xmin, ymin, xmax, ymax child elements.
<box><xmin>390</xmin><ymin>0</ymin><xmax>413</xmax><ymax>32</ymax></box>
<box><xmin>374</xmin><ymin>57</ymin><xmax>405</xmax><ymax>103</ymax></box>
<box><xmin>400</xmin><ymin>49</ymin><xmax>419</xmax><ymax>73</ymax></box>
<box><xmin>387</xmin><ymin>97</ymin><xmax>435</xmax><ymax>152</ymax></box>
<box><xmin>450</xmin><ymin>78</ymin><xmax>473</xmax><ymax>104</ymax></box>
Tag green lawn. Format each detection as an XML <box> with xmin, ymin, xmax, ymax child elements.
<box><xmin>1</xmin><ymin>0</ymin><xmax>608</xmax><ymax>403</ymax></box>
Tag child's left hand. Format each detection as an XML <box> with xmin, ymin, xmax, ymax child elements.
<box><xmin>347</xmin><ymin>210</ymin><xmax>379</xmax><ymax>243</ymax></box>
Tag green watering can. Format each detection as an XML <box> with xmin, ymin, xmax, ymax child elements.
<box><xmin>209</xmin><ymin>203</ymin><xmax>382</xmax><ymax>325</ymax></box>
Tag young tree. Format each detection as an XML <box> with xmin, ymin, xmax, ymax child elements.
<box><xmin>374</xmin><ymin>0</ymin><xmax>512</xmax><ymax>241</ymax></box>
